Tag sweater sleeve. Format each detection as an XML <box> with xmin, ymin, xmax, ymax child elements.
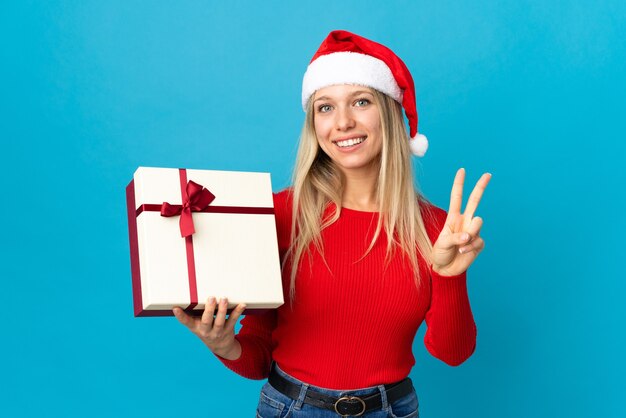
<box><xmin>421</xmin><ymin>202</ymin><xmax>477</xmax><ymax>366</ymax></box>
<box><xmin>215</xmin><ymin>310</ymin><xmax>277</xmax><ymax>379</ymax></box>
<box><xmin>214</xmin><ymin>189</ymin><xmax>292</xmax><ymax>379</ymax></box>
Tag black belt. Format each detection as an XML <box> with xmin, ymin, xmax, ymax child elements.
<box><xmin>268</xmin><ymin>364</ymin><xmax>414</xmax><ymax>417</ymax></box>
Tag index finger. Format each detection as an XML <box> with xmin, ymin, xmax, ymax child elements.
<box><xmin>448</xmin><ymin>168</ymin><xmax>466</xmax><ymax>216</ymax></box>
<box><xmin>463</xmin><ymin>172</ymin><xmax>492</xmax><ymax>220</ymax></box>
<box><xmin>201</xmin><ymin>296</ymin><xmax>218</xmax><ymax>327</ymax></box>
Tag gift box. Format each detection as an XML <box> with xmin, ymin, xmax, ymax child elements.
<box><xmin>126</xmin><ymin>167</ymin><xmax>284</xmax><ymax>317</ymax></box>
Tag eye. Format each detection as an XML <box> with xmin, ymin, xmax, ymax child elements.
<box><xmin>354</xmin><ymin>98</ymin><xmax>371</xmax><ymax>107</ymax></box>
<box><xmin>317</xmin><ymin>104</ymin><xmax>332</xmax><ymax>113</ymax></box>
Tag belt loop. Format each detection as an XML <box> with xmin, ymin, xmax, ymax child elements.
<box><xmin>294</xmin><ymin>382</ymin><xmax>309</xmax><ymax>410</ymax></box>
<box><xmin>378</xmin><ymin>384</ymin><xmax>389</xmax><ymax>410</ymax></box>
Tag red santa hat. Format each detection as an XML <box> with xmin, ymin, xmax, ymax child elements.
<box><xmin>302</xmin><ymin>30</ymin><xmax>429</xmax><ymax>157</ymax></box>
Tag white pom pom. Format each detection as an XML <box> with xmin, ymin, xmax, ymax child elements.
<box><xmin>409</xmin><ymin>133</ymin><xmax>428</xmax><ymax>157</ymax></box>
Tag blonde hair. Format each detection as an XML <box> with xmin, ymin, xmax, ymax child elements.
<box><xmin>286</xmin><ymin>88</ymin><xmax>434</xmax><ymax>302</ymax></box>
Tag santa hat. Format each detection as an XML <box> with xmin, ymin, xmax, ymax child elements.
<box><xmin>302</xmin><ymin>30</ymin><xmax>428</xmax><ymax>157</ymax></box>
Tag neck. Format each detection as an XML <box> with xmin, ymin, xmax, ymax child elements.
<box><xmin>340</xmin><ymin>165</ymin><xmax>379</xmax><ymax>212</ymax></box>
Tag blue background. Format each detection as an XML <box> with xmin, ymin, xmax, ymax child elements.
<box><xmin>2</xmin><ymin>1</ymin><xmax>625</xmax><ymax>417</ymax></box>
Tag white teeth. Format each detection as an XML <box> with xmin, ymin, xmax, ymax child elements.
<box><xmin>336</xmin><ymin>137</ymin><xmax>365</xmax><ymax>147</ymax></box>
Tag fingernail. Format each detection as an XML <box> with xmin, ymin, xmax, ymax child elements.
<box><xmin>462</xmin><ymin>233</ymin><xmax>469</xmax><ymax>241</ymax></box>
<box><xmin>459</xmin><ymin>247</ymin><xmax>466</xmax><ymax>254</ymax></box>
<box><xmin>209</xmin><ymin>296</ymin><xmax>216</xmax><ymax>304</ymax></box>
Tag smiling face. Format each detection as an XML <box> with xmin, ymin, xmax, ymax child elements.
<box><xmin>312</xmin><ymin>84</ymin><xmax>383</xmax><ymax>178</ymax></box>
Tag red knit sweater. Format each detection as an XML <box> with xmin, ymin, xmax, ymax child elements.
<box><xmin>218</xmin><ymin>189</ymin><xmax>476</xmax><ymax>390</ymax></box>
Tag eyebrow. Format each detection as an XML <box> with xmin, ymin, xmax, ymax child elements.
<box><xmin>313</xmin><ymin>90</ymin><xmax>374</xmax><ymax>103</ymax></box>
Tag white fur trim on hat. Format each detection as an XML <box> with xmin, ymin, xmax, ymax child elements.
<box><xmin>409</xmin><ymin>133</ymin><xmax>428</xmax><ymax>157</ymax></box>
<box><xmin>301</xmin><ymin>52</ymin><xmax>403</xmax><ymax>110</ymax></box>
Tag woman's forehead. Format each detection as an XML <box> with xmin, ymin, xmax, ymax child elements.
<box><xmin>313</xmin><ymin>84</ymin><xmax>375</xmax><ymax>101</ymax></box>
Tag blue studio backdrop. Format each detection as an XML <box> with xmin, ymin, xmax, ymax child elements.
<box><xmin>2</xmin><ymin>1</ymin><xmax>625</xmax><ymax>417</ymax></box>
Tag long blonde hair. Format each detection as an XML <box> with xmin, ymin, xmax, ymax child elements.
<box><xmin>286</xmin><ymin>88</ymin><xmax>434</xmax><ymax>302</ymax></box>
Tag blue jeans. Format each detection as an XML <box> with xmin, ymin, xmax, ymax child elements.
<box><xmin>256</xmin><ymin>364</ymin><xmax>419</xmax><ymax>418</ymax></box>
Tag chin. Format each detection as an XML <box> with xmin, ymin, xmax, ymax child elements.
<box><xmin>334</xmin><ymin>158</ymin><xmax>380</xmax><ymax>174</ymax></box>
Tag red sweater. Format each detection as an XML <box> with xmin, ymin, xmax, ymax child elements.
<box><xmin>218</xmin><ymin>189</ymin><xmax>476</xmax><ymax>390</ymax></box>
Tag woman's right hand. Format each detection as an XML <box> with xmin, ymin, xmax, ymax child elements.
<box><xmin>173</xmin><ymin>297</ymin><xmax>246</xmax><ymax>360</ymax></box>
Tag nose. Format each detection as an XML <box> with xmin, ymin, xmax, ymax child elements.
<box><xmin>334</xmin><ymin>106</ymin><xmax>356</xmax><ymax>131</ymax></box>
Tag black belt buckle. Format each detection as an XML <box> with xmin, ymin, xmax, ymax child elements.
<box><xmin>334</xmin><ymin>395</ymin><xmax>366</xmax><ymax>416</ymax></box>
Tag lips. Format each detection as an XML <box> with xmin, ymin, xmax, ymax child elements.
<box><xmin>333</xmin><ymin>136</ymin><xmax>367</xmax><ymax>148</ymax></box>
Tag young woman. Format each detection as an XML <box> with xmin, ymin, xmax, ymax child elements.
<box><xmin>174</xmin><ymin>30</ymin><xmax>491</xmax><ymax>417</ymax></box>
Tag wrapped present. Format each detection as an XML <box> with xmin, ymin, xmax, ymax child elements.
<box><xmin>126</xmin><ymin>167</ymin><xmax>284</xmax><ymax>317</ymax></box>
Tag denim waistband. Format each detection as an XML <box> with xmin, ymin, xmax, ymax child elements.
<box><xmin>271</xmin><ymin>362</ymin><xmax>391</xmax><ymax>399</ymax></box>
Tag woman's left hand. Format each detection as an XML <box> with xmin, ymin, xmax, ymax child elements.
<box><xmin>432</xmin><ymin>168</ymin><xmax>492</xmax><ymax>277</ymax></box>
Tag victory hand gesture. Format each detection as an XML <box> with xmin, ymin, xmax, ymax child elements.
<box><xmin>432</xmin><ymin>168</ymin><xmax>492</xmax><ymax>277</ymax></box>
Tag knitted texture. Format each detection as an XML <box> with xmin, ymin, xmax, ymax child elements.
<box><xmin>217</xmin><ymin>189</ymin><xmax>476</xmax><ymax>389</ymax></box>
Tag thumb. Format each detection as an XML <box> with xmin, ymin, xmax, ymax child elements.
<box><xmin>436</xmin><ymin>230</ymin><xmax>471</xmax><ymax>251</ymax></box>
<box><xmin>173</xmin><ymin>307</ymin><xmax>195</xmax><ymax>329</ymax></box>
